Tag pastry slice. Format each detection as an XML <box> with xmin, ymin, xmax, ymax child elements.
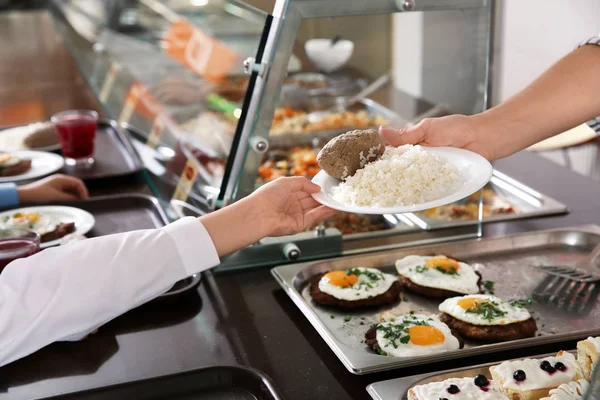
<box><xmin>408</xmin><ymin>376</ymin><xmax>508</xmax><ymax>399</ymax></box>
<box><xmin>577</xmin><ymin>336</ymin><xmax>600</xmax><ymax>381</ymax></box>
<box><xmin>539</xmin><ymin>379</ymin><xmax>590</xmax><ymax>400</ymax></box>
<box><xmin>490</xmin><ymin>351</ymin><xmax>583</xmax><ymax>400</ymax></box>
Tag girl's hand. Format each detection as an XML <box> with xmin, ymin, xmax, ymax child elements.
<box><xmin>18</xmin><ymin>174</ymin><xmax>89</xmax><ymax>204</ymax></box>
<box><xmin>200</xmin><ymin>177</ymin><xmax>335</xmax><ymax>257</ymax></box>
<box><xmin>252</xmin><ymin>176</ymin><xmax>336</xmax><ymax>237</ymax></box>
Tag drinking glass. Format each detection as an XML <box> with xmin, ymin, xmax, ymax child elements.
<box><xmin>0</xmin><ymin>228</ymin><xmax>40</xmax><ymax>273</ymax></box>
<box><xmin>51</xmin><ymin>110</ymin><xmax>98</xmax><ymax>168</ymax></box>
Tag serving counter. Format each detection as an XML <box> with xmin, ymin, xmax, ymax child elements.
<box><xmin>0</xmin><ymin>150</ymin><xmax>598</xmax><ymax>400</ymax></box>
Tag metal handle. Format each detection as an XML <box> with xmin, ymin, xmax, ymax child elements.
<box><xmin>342</xmin><ymin>71</ymin><xmax>392</xmax><ymax>109</ymax></box>
<box><xmin>586</xmin><ymin>242</ymin><xmax>600</xmax><ymax>267</ymax></box>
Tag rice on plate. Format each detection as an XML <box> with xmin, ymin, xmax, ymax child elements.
<box><xmin>331</xmin><ymin>145</ymin><xmax>463</xmax><ymax>207</ymax></box>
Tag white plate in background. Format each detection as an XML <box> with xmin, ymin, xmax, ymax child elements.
<box><xmin>0</xmin><ymin>206</ymin><xmax>95</xmax><ymax>248</ymax></box>
<box><xmin>0</xmin><ymin>151</ymin><xmax>64</xmax><ymax>183</ymax></box>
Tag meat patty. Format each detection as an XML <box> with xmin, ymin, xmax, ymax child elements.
<box><xmin>40</xmin><ymin>222</ymin><xmax>76</xmax><ymax>243</ymax></box>
<box><xmin>439</xmin><ymin>313</ymin><xmax>537</xmax><ymax>343</ymax></box>
<box><xmin>365</xmin><ymin>324</ymin><xmax>464</xmax><ymax>355</ymax></box>
<box><xmin>397</xmin><ymin>272</ymin><xmax>483</xmax><ymax>299</ymax></box>
<box><xmin>0</xmin><ymin>159</ymin><xmax>32</xmax><ymax>177</ymax></box>
<box><xmin>309</xmin><ymin>273</ymin><xmax>401</xmax><ymax>309</ymax></box>
<box><xmin>22</xmin><ymin>122</ymin><xmax>59</xmax><ymax>149</ymax></box>
<box><xmin>317</xmin><ymin>129</ymin><xmax>386</xmax><ymax>179</ymax></box>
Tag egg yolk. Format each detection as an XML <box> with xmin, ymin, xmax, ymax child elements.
<box><xmin>425</xmin><ymin>257</ymin><xmax>460</xmax><ymax>273</ymax></box>
<box><xmin>409</xmin><ymin>325</ymin><xmax>445</xmax><ymax>345</ymax></box>
<box><xmin>24</xmin><ymin>213</ymin><xmax>40</xmax><ymax>223</ymax></box>
<box><xmin>323</xmin><ymin>270</ymin><xmax>358</xmax><ymax>287</ymax></box>
<box><xmin>458</xmin><ymin>297</ymin><xmax>488</xmax><ymax>310</ymax></box>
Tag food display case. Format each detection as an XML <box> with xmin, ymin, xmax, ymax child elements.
<box><xmin>49</xmin><ymin>0</ymin><xmax>567</xmax><ymax>270</ymax></box>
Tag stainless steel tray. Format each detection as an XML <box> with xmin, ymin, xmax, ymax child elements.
<box><xmin>271</xmin><ymin>225</ymin><xmax>600</xmax><ymax>375</ymax></box>
<box><xmin>366</xmin><ymin>350</ymin><xmax>578</xmax><ymax>400</ymax></box>
<box><xmin>269</xmin><ymin>97</ymin><xmax>406</xmax><ymax>148</ymax></box>
<box><xmin>401</xmin><ymin>170</ymin><xmax>568</xmax><ymax>230</ymax></box>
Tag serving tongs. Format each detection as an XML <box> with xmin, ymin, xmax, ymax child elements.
<box><xmin>306</xmin><ymin>71</ymin><xmax>392</xmax><ymax>124</ymax></box>
<box><xmin>532</xmin><ymin>242</ymin><xmax>600</xmax><ymax>314</ymax></box>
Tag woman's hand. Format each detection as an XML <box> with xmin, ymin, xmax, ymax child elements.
<box><xmin>18</xmin><ymin>174</ymin><xmax>89</xmax><ymax>204</ymax></box>
<box><xmin>200</xmin><ymin>177</ymin><xmax>335</xmax><ymax>257</ymax></box>
<box><xmin>379</xmin><ymin>114</ymin><xmax>502</xmax><ymax>161</ymax></box>
<box><xmin>251</xmin><ymin>176</ymin><xmax>337</xmax><ymax>237</ymax></box>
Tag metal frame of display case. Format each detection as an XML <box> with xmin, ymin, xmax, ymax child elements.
<box><xmin>220</xmin><ymin>0</ymin><xmax>493</xmax><ymax>205</ymax></box>
<box><xmin>50</xmin><ymin>0</ymin><xmax>495</xmax><ymax>270</ymax></box>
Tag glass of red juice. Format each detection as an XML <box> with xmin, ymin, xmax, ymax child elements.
<box><xmin>0</xmin><ymin>228</ymin><xmax>40</xmax><ymax>274</ymax></box>
<box><xmin>51</xmin><ymin>110</ymin><xmax>99</xmax><ymax>168</ymax></box>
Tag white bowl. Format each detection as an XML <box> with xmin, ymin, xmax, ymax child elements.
<box><xmin>305</xmin><ymin>39</ymin><xmax>354</xmax><ymax>73</ymax></box>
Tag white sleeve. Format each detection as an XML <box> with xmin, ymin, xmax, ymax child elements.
<box><xmin>0</xmin><ymin>216</ymin><xmax>220</xmax><ymax>367</ymax></box>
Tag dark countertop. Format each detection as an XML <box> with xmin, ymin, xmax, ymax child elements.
<box><xmin>2</xmin><ymin>150</ymin><xmax>600</xmax><ymax>400</ymax></box>
<box><xmin>2</xmin><ymin>8</ymin><xmax>600</xmax><ymax>400</ymax></box>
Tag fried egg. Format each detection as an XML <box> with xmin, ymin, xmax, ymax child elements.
<box><xmin>318</xmin><ymin>267</ymin><xmax>396</xmax><ymax>301</ymax></box>
<box><xmin>2</xmin><ymin>212</ymin><xmax>59</xmax><ymax>236</ymax></box>
<box><xmin>0</xmin><ymin>154</ymin><xmax>20</xmax><ymax>168</ymax></box>
<box><xmin>438</xmin><ymin>294</ymin><xmax>532</xmax><ymax>326</ymax></box>
<box><xmin>395</xmin><ymin>255</ymin><xmax>481</xmax><ymax>294</ymax></box>
<box><xmin>375</xmin><ymin>312</ymin><xmax>460</xmax><ymax>357</ymax></box>
<box><xmin>409</xmin><ymin>377</ymin><xmax>508</xmax><ymax>400</ymax></box>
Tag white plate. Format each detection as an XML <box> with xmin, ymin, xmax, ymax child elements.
<box><xmin>0</xmin><ymin>206</ymin><xmax>95</xmax><ymax>248</ymax></box>
<box><xmin>311</xmin><ymin>147</ymin><xmax>493</xmax><ymax>215</ymax></box>
<box><xmin>0</xmin><ymin>151</ymin><xmax>64</xmax><ymax>183</ymax></box>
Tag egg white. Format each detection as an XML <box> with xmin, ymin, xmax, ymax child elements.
<box><xmin>438</xmin><ymin>294</ymin><xmax>532</xmax><ymax>326</ymax></box>
<box><xmin>2</xmin><ymin>213</ymin><xmax>58</xmax><ymax>236</ymax></box>
<box><xmin>318</xmin><ymin>267</ymin><xmax>396</xmax><ymax>301</ymax></box>
<box><xmin>411</xmin><ymin>377</ymin><xmax>508</xmax><ymax>400</ymax></box>
<box><xmin>0</xmin><ymin>155</ymin><xmax>20</xmax><ymax>168</ymax></box>
<box><xmin>375</xmin><ymin>313</ymin><xmax>460</xmax><ymax>357</ymax></box>
<box><xmin>395</xmin><ymin>255</ymin><xmax>481</xmax><ymax>294</ymax></box>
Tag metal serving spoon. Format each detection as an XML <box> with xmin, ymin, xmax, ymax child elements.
<box><xmin>306</xmin><ymin>71</ymin><xmax>392</xmax><ymax>124</ymax></box>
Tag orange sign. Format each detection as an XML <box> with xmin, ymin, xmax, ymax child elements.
<box><xmin>171</xmin><ymin>158</ymin><xmax>199</xmax><ymax>203</ymax></box>
<box><xmin>118</xmin><ymin>82</ymin><xmax>162</xmax><ymax>125</ymax></box>
<box><xmin>162</xmin><ymin>19</ymin><xmax>239</xmax><ymax>82</ymax></box>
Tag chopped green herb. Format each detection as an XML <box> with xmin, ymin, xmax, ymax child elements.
<box><xmin>330</xmin><ymin>315</ymin><xmax>335</xmax><ymax>319</ymax></box>
<box><xmin>339</xmin><ymin>268</ymin><xmax>385</xmax><ymax>291</ymax></box>
<box><xmin>377</xmin><ymin>348</ymin><xmax>389</xmax><ymax>356</ymax></box>
<box><xmin>465</xmin><ymin>301</ymin><xmax>507</xmax><ymax>322</ymax></box>
<box><xmin>376</xmin><ymin>315</ymin><xmax>430</xmax><ymax>350</ymax></box>
<box><xmin>360</xmin><ymin>322</ymin><xmax>365</xmax><ymax>325</ymax></box>
<box><xmin>434</xmin><ymin>265</ymin><xmax>458</xmax><ymax>276</ymax></box>
<box><xmin>409</xmin><ymin>311</ymin><xmax>415</xmax><ymax>315</ymax></box>
<box><xmin>344</xmin><ymin>316</ymin><xmax>352</xmax><ymax>322</ymax></box>
<box><xmin>483</xmin><ymin>280</ymin><xmax>495</xmax><ymax>294</ymax></box>
<box><xmin>415</xmin><ymin>266</ymin><xmax>428</xmax><ymax>273</ymax></box>
<box><xmin>509</xmin><ymin>298</ymin><xmax>532</xmax><ymax>308</ymax></box>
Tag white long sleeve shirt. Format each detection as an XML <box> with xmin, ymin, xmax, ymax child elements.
<box><xmin>0</xmin><ymin>217</ymin><xmax>220</xmax><ymax>368</ymax></box>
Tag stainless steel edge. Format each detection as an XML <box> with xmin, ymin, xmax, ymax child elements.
<box><xmin>105</xmin><ymin>119</ymin><xmax>145</xmax><ymax>171</ymax></box>
<box><xmin>271</xmin><ymin>268</ymin><xmax>359</xmax><ymax>373</ymax></box>
<box><xmin>272</xmin><ymin>224</ymin><xmax>600</xmax><ymax>375</ymax></box>
<box><xmin>366</xmin><ymin>350</ymin><xmax>577</xmax><ymax>400</ymax></box>
<box><xmin>408</xmin><ymin>169</ymin><xmax>569</xmax><ymax>230</ymax></box>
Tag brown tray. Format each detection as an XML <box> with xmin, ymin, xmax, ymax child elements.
<box><xmin>57</xmin><ymin>194</ymin><xmax>201</xmax><ymax>299</ymax></box>
<box><xmin>61</xmin><ymin>120</ymin><xmax>144</xmax><ymax>180</ymax></box>
<box><xmin>34</xmin><ymin>365</ymin><xmax>284</xmax><ymax>400</ymax></box>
